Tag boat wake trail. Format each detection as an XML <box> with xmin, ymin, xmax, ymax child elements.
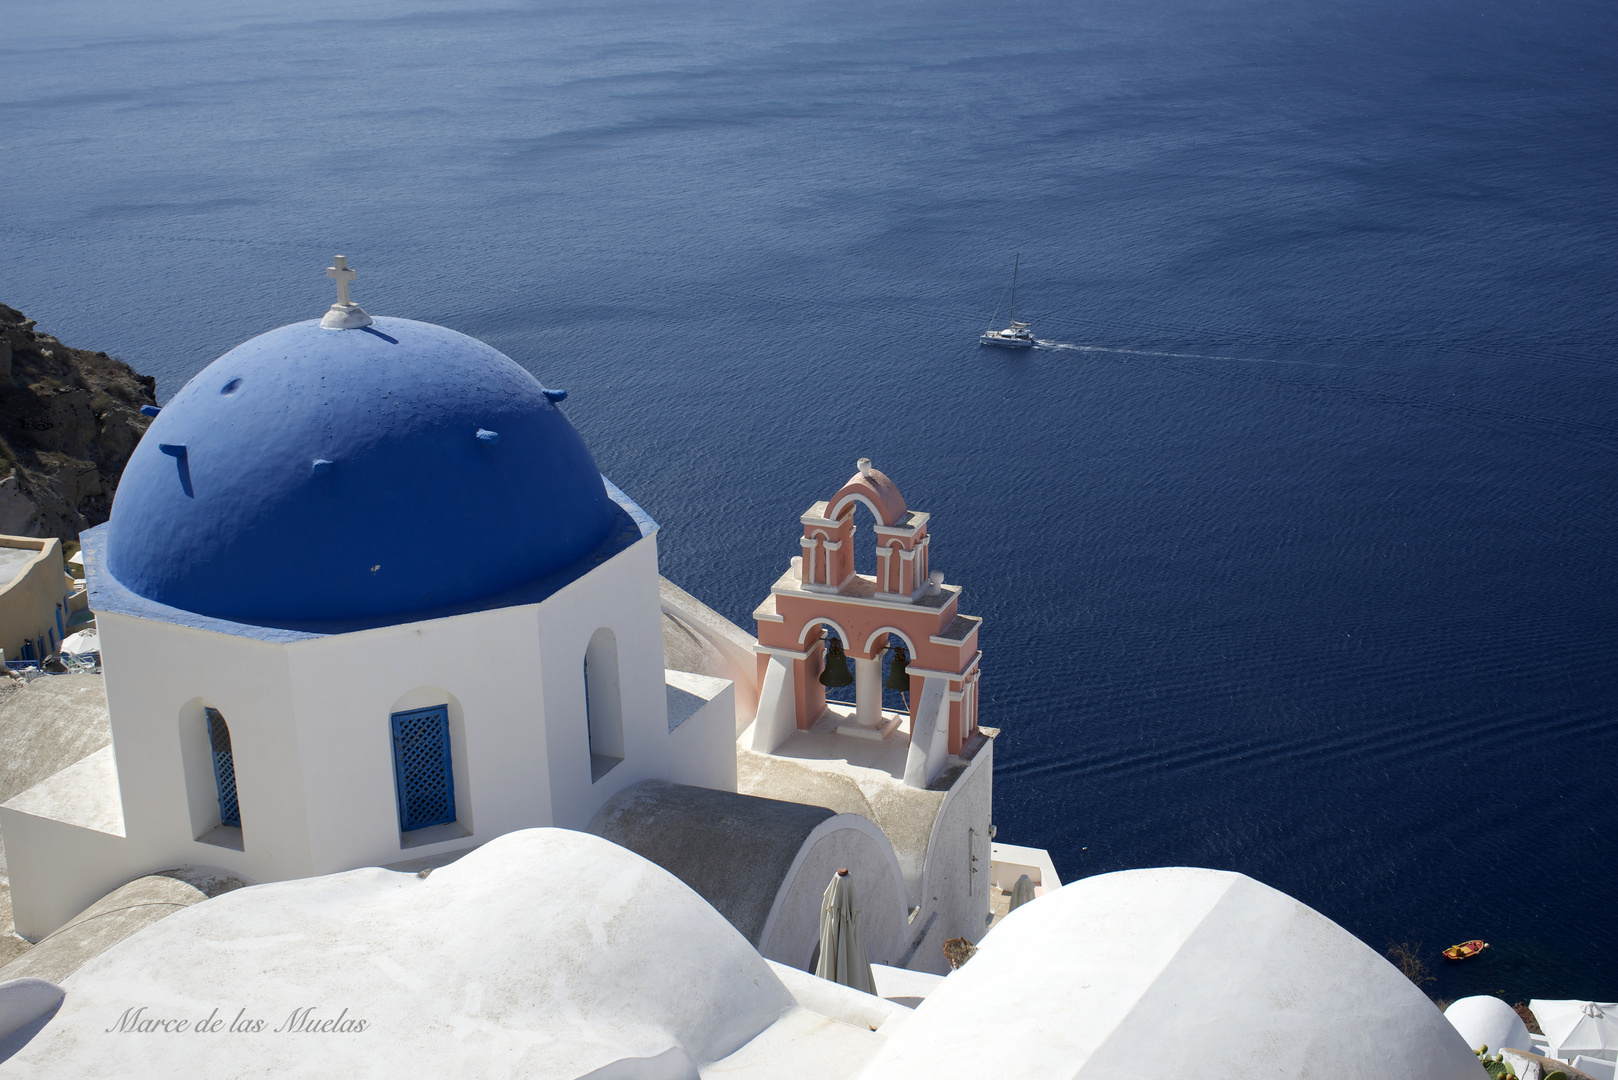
<box><xmin>1033</xmin><ymin>340</ymin><xmax>1330</xmax><ymax>367</ymax></box>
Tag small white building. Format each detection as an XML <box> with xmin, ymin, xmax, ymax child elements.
<box><xmin>0</xmin><ymin>267</ymin><xmax>742</xmax><ymax>939</ymax></box>
<box><xmin>0</xmin><ymin>535</ymin><xmax>79</xmax><ymax>665</ymax></box>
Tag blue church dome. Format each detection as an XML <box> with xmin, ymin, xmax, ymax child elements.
<box><xmin>107</xmin><ymin>316</ymin><xmax>617</xmax><ymax>624</ymax></box>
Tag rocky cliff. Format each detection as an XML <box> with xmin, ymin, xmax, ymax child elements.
<box><xmin>0</xmin><ymin>303</ymin><xmax>156</xmax><ymax>539</ymax></box>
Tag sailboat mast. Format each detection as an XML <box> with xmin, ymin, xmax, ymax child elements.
<box><xmin>1010</xmin><ymin>253</ymin><xmax>1018</xmax><ymax>325</ymax></box>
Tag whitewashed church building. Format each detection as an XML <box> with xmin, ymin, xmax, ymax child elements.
<box><xmin>0</xmin><ymin>262</ymin><xmax>1496</xmax><ymax>1080</ymax></box>
<box><xmin>0</xmin><ymin>260</ymin><xmax>1003</xmax><ymax>974</ymax></box>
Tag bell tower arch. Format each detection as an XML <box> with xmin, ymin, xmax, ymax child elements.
<box><xmin>751</xmin><ymin>460</ymin><xmax>982</xmax><ymax>788</ymax></box>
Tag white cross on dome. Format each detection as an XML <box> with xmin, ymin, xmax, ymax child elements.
<box><xmin>321</xmin><ymin>254</ymin><xmax>374</xmax><ymax>329</ymax></box>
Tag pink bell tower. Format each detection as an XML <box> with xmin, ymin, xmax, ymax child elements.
<box><xmin>749</xmin><ymin>460</ymin><xmax>982</xmax><ymax>788</ymax></box>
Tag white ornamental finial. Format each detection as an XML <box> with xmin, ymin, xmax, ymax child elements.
<box><xmin>321</xmin><ymin>255</ymin><xmax>374</xmax><ymax>329</ymax></box>
<box><xmin>858</xmin><ymin>457</ymin><xmax>873</xmax><ymax>478</ymax></box>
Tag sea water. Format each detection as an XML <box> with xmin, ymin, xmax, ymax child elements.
<box><xmin>3</xmin><ymin>0</ymin><xmax>1614</xmax><ymax>1002</ymax></box>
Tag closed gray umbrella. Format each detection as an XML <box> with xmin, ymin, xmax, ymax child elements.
<box><xmin>816</xmin><ymin>869</ymin><xmax>876</xmax><ymax>994</ymax></box>
<box><xmin>1009</xmin><ymin>873</ymin><xmax>1037</xmax><ymax>913</ymax></box>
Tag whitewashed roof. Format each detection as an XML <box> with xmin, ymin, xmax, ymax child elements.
<box><xmin>5</xmin><ymin>829</ymin><xmax>803</xmax><ymax>1078</ymax></box>
<box><xmin>859</xmin><ymin>867</ymin><xmax>1487</xmax><ymax>1080</ymax></box>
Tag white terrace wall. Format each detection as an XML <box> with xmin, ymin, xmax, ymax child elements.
<box><xmin>1</xmin><ymin>608</ymin><xmax>297</xmax><ymax>938</ymax></box>
<box><xmin>535</xmin><ymin>536</ymin><xmax>734</xmax><ymax>830</ymax></box>
<box><xmin>905</xmin><ymin>737</ymin><xmax>996</xmax><ymax>974</ymax></box>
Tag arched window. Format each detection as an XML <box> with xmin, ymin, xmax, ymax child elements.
<box><xmin>390</xmin><ymin>705</ymin><xmax>456</xmax><ymax>832</ymax></box>
<box><xmin>205</xmin><ymin>707</ymin><xmax>241</xmax><ymax>828</ymax></box>
<box><xmin>584</xmin><ymin>628</ymin><xmax>623</xmax><ymax>782</ymax></box>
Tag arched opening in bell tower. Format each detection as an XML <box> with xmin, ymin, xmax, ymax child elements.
<box><xmin>833</xmin><ymin>495</ymin><xmax>885</xmax><ymax>581</ymax></box>
<box><xmin>802</xmin><ymin>619</ymin><xmax>915</xmax><ymax>730</ymax></box>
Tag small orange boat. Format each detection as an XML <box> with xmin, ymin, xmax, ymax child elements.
<box><xmin>1443</xmin><ymin>940</ymin><xmax>1490</xmax><ymax>961</ymax></box>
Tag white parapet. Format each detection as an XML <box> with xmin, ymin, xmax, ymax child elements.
<box><xmin>989</xmin><ymin>841</ymin><xmax>1062</xmax><ymax>894</ymax></box>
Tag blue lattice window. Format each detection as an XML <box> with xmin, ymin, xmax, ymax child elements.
<box><xmin>391</xmin><ymin>706</ymin><xmax>455</xmax><ymax>832</ymax></box>
<box><xmin>205</xmin><ymin>708</ymin><xmax>241</xmax><ymax>828</ymax></box>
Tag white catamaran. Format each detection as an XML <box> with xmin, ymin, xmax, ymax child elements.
<box><xmin>979</xmin><ymin>254</ymin><xmax>1035</xmax><ymax>348</ymax></box>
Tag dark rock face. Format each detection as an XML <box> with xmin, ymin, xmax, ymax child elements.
<box><xmin>0</xmin><ymin>303</ymin><xmax>155</xmax><ymax>539</ymax></box>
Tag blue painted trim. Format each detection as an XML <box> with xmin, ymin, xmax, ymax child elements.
<box><xmin>78</xmin><ymin>475</ymin><xmax>657</xmax><ymax>643</ymax></box>
<box><xmin>140</xmin><ymin>405</ymin><xmax>161</xmax><ymax>417</ymax></box>
<box><xmin>207</xmin><ymin>708</ymin><xmax>241</xmax><ymax>828</ymax></box>
<box><xmin>602</xmin><ymin>476</ymin><xmax>659</xmax><ymax>541</ymax></box>
<box><xmin>390</xmin><ymin>705</ymin><xmax>455</xmax><ymax>832</ymax></box>
<box><xmin>55</xmin><ymin>604</ymin><xmax>64</xmax><ymax>639</ymax></box>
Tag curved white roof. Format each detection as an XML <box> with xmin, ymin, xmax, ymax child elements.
<box><xmin>5</xmin><ymin>829</ymin><xmax>796</xmax><ymax>1078</ymax></box>
<box><xmin>860</xmin><ymin>867</ymin><xmax>1486</xmax><ymax>1080</ymax></box>
<box><xmin>1445</xmin><ymin>995</ymin><xmax>1532</xmax><ymax>1055</ymax></box>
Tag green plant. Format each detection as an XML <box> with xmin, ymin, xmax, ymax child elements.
<box><xmin>1475</xmin><ymin>1045</ymin><xmax>1515</xmax><ymax>1079</ymax></box>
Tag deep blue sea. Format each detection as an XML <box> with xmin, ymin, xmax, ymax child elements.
<box><xmin>4</xmin><ymin>0</ymin><xmax>1614</xmax><ymax>1002</ymax></box>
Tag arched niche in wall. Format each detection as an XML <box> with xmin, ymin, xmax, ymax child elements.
<box><xmin>389</xmin><ymin>686</ymin><xmax>472</xmax><ymax>849</ymax></box>
<box><xmin>584</xmin><ymin>627</ymin><xmax>624</xmax><ymax>782</ymax></box>
<box><xmin>178</xmin><ymin>697</ymin><xmax>244</xmax><ymax>851</ymax></box>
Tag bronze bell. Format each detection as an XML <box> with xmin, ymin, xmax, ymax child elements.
<box><xmin>819</xmin><ymin>636</ymin><xmax>854</xmax><ymax>688</ymax></box>
<box><xmin>883</xmin><ymin>645</ymin><xmax>911</xmax><ymax>691</ymax></box>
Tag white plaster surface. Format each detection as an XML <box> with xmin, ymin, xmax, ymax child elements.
<box><xmin>0</xmin><ymin>671</ymin><xmax>112</xmax><ymax>961</ymax></box>
<box><xmin>659</xmin><ymin>577</ymin><xmax>759</xmax><ymax>730</ymax></box>
<box><xmin>860</xmin><ymin>867</ymin><xmax>1490</xmax><ymax>1079</ymax></box>
<box><xmin>766</xmin><ymin>962</ymin><xmax>909</xmax><ymax>1032</ymax></box>
<box><xmin>748</xmin><ymin>655</ymin><xmax>797</xmax><ymax>753</ymax></box>
<box><xmin>989</xmin><ymin>841</ymin><xmax>1062</xmax><ymax>891</ymax></box>
<box><xmin>701</xmin><ymin>1005</ymin><xmax>884</xmax><ymax>1080</ymax></box>
<box><xmin>0</xmin><ymin>869</ymin><xmax>247</xmax><ymax>987</ymax></box>
<box><xmin>869</xmin><ymin>963</ymin><xmax>944</xmax><ymax>1008</ymax></box>
<box><xmin>4</xmin><ymin>829</ymin><xmax>809</xmax><ymax>1079</ymax></box>
<box><xmin>757</xmin><ymin>814</ymin><xmax>909</xmax><ymax>970</ymax></box>
<box><xmin>901</xmin><ymin>675</ymin><xmax>950</xmax><ymax>788</ymax></box>
<box><xmin>1</xmin><ymin>748</ymin><xmax>123</xmax><ymax>837</ymax></box>
<box><xmin>665</xmin><ymin>669</ymin><xmax>730</xmax><ymax>733</ymax></box>
<box><xmin>0</xmin><ymin>978</ymin><xmax>62</xmax><ymax>1047</ymax></box>
<box><xmin>1575</xmin><ymin>1055</ymin><xmax>1618</xmax><ymax>1080</ymax></box>
<box><xmin>701</xmin><ymin>963</ymin><xmax>906</xmax><ymax>1078</ymax></box>
<box><xmin>1445</xmin><ymin>995</ymin><xmax>1533</xmax><ymax>1055</ymax></box>
<box><xmin>737</xmin><ymin>715</ymin><xmax>994</xmax><ymax>974</ymax></box>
